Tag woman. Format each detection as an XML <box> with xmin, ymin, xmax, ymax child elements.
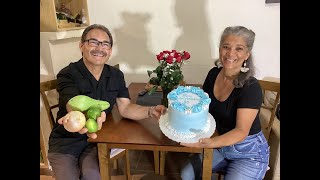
<box><xmin>180</xmin><ymin>26</ymin><xmax>269</xmax><ymax>180</ymax></box>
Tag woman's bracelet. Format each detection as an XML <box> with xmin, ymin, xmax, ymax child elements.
<box><xmin>148</xmin><ymin>106</ymin><xmax>155</xmax><ymax>118</ymax></box>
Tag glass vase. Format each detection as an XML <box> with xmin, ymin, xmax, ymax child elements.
<box><xmin>161</xmin><ymin>88</ymin><xmax>171</xmax><ymax>108</ymax></box>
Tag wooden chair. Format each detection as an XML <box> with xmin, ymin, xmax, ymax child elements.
<box><xmin>40</xmin><ymin>77</ymin><xmax>131</xmax><ymax>178</ymax></box>
<box><xmin>258</xmin><ymin>79</ymin><xmax>280</xmax><ymax>141</ymax></box>
<box><xmin>40</xmin><ymin>79</ymin><xmax>58</xmax><ymax>175</ymax></box>
<box><xmin>217</xmin><ymin>79</ymin><xmax>280</xmax><ymax>180</ymax></box>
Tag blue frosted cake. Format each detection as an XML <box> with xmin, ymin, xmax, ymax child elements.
<box><xmin>167</xmin><ymin>86</ymin><xmax>211</xmax><ymax>134</ymax></box>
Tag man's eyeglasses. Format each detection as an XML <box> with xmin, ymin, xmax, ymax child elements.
<box><xmin>84</xmin><ymin>39</ymin><xmax>112</xmax><ymax>50</ymax></box>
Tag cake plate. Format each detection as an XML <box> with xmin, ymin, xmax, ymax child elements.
<box><xmin>159</xmin><ymin>113</ymin><xmax>216</xmax><ymax>143</ymax></box>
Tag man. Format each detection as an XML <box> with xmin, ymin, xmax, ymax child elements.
<box><xmin>47</xmin><ymin>24</ymin><xmax>166</xmax><ymax>180</ymax></box>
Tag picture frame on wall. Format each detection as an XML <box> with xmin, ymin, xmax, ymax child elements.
<box><xmin>266</xmin><ymin>0</ymin><xmax>280</xmax><ymax>3</ymax></box>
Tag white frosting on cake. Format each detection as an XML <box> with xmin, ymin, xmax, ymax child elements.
<box><xmin>167</xmin><ymin>86</ymin><xmax>211</xmax><ymax>133</ymax></box>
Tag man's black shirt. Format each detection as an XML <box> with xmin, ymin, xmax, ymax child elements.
<box><xmin>48</xmin><ymin>59</ymin><xmax>129</xmax><ymax>156</ymax></box>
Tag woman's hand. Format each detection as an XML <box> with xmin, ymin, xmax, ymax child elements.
<box><xmin>180</xmin><ymin>137</ymin><xmax>214</xmax><ymax>148</ymax></box>
<box><xmin>58</xmin><ymin>111</ymin><xmax>107</xmax><ymax>139</ymax></box>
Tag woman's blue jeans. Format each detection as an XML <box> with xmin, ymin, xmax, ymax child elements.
<box><xmin>181</xmin><ymin>131</ymin><xmax>270</xmax><ymax>180</ymax></box>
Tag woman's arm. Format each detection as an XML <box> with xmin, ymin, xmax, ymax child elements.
<box><xmin>181</xmin><ymin>108</ymin><xmax>259</xmax><ymax>148</ymax></box>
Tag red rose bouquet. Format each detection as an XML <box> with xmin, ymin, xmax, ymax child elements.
<box><xmin>147</xmin><ymin>50</ymin><xmax>191</xmax><ymax>107</ymax></box>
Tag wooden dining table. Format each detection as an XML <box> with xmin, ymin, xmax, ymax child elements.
<box><xmin>88</xmin><ymin>82</ymin><xmax>214</xmax><ymax>180</ymax></box>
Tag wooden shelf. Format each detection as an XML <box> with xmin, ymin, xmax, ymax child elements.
<box><xmin>40</xmin><ymin>0</ymin><xmax>90</xmax><ymax>32</ymax></box>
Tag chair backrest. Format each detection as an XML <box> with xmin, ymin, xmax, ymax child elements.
<box><xmin>40</xmin><ymin>79</ymin><xmax>58</xmax><ymax>129</ymax></box>
<box><xmin>40</xmin><ymin>79</ymin><xmax>59</xmax><ymax>169</ymax></box>
<box><xmin>113</xmin><ymin>63</ymin><xmax>120</xmax><ymax>69</ymax></box>
<box><xmin>258</xmin><ymin>79</ymin><xmax>280</xmax><ymax>141</ymax></box>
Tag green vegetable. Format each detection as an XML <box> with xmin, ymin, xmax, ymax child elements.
<box><xmin>85</xmin><ymin>118</ymin><xmax>98</xmax><ymax>133</ymax></box>
<box><xmin>68</xmin><ymin>95</ymin><xmax>110</xmax><ymax>112</ymax></box>
<box><xmin>86</xmin><ymin>106</ymin><xmax>102</xmax><ymax>120</ymax></box>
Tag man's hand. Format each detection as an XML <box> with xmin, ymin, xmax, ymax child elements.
<box><xmin>150</xmin><ymin>105</ymin><xmax>167</xmax><ymax>120</ymax></box>
<box><xmin>58</xmin><ymin>111</ymin><xmax>107</xmax><ymax>139</ymax></box>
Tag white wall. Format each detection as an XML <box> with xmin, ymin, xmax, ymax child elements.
<box><xmin>41</xmin><ymin>0</ymin><xmax>279</xmax><ymax>86</ymax></box>
<box><xmin>40</xmin><ymin>30</ymin><xmax>84</xmax><ymax>77</ymax></box>
<box><xmin>86</xmin><ymin>0</ymin><xmax>279</xmax><ymax>85</ymax></box>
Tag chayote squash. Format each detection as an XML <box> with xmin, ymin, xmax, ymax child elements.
<box><xmin>68</xmin><ymin>95</ymin><xmax>110</xmax><ymax>112</ymax></box>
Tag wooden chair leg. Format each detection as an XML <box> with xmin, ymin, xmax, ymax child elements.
<box><xmin>216</xmin><ymin>171</ymin><xmax>225</xmax><ymax>180</ymax></box>
<box><xmin>113</xmin><ymin>159</ymin><xmax>118</xmax><ymax>169</ymax></box>
<box><xmin>159</xmin><ymin>151</ymin><xmax>166</xmax><ymax>175</ymax></box>
<box><xmin>125</xmin><ymin>150</ymin><xmax>131</xmax><ymax>180</ymax></box>
<box><xmin>153</xmin><ymin>150</ymin><xmax>160</xmax><ymax>174</ymax></box>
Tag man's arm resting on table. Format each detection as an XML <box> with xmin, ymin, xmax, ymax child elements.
<box><xmin>116</xmin><ymin>97</ymin><xmax>166</xmax><ymax>120</ymax></box>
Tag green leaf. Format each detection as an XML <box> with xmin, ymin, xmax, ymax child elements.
<box><xmin>155</xmin><ymin>66</ymin><xmax>163</xmax><ymax>74</ymax></box>
<box><xmin>149</xmin><ymin>77</ymin><xmax>159</xmax><ymax>85</ymax></box>
<box><xmin>147</xmin><ymin>70</ymin><xmax>153</xmax><ymax>77</ymax></box>
<box><xmin>160</xmin><ymin>81</ymin><xmax>167</xmax><ymax>88</ymax></box>
<box><xmin>148</xmin><ymin>85</ymin><xmax>158</xmax><ymax>95</ymax></box>
<box><xmin>171</xmin><ymin>71</ymin><xmax>179</xmax><ymax>77</ymax></box>
<box><xmin>167</xmin><ymin>84</ymin><xmax>174</xmax><ymax>89</ymax></box>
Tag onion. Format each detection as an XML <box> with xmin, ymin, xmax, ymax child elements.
<box><xmin>63</xmin><ymin>111</ymin><xmax>86</xmax><ymax>132</ymax></box>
